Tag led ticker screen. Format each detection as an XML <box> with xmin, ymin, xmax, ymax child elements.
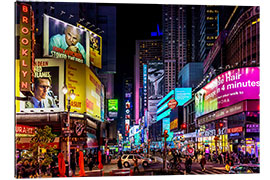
<box><xmin>195</xmin><ymin>67</ymin><xmax>260</xmax><ymax>117</ymax></box>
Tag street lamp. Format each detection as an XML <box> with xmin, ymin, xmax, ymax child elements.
<box><xmin>148</xmin><ymin>139</ymin><xmax>151</xmax><ymax>155</ymax></box>
<box><xmin>62</xmin><ymin>85</ymin><xmax>76</xmax><ymax>176</ymax></box>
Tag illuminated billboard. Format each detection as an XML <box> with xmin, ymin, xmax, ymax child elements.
<box><xmin>66</xmin><ymin>60</ymin><xmax>86</xmax><ymax>113</ymax></box>
<box><xmin>19</xmin><ymin>3</ymin><xmax>34</xmax><ymax>95</ymax></box>
<box><xmin>108</xmin><ymin>99</ymin><xmax>118</xmax><ymax>118</ymax></box>
<box><xmin>89</xmin><ymin>30</ymin><xmax>102</xmax><ymax>69</ymax></box>
<box><xmin>17</xmin><ymin>58</ymin><xmax>65</xmax><ymax>113</ymax></box>
<box><xmin>175</xmin><ymin>88</ymin><xmax>192</xmax><ymax>106</ymax></box>
<box><xmin>85</xmin><ymin>67</ymin><xmax>101</xmax><ymax>120</ymax></box>
<box><xmin>148</xmin><ymin>61</ymin><xmax>164</xmax><ymax>122</ymax></box>
<box><xmin>43</xmin><ymin>15</ymin><xmax>87</xmax><ymax>64</ymax></box>
<box><xmin>195</xmin><ymin>67</ymin><xmax>260</xmax><ymax>117</ymax></box>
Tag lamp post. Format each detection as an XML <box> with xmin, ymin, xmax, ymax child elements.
<box><xmin>62</xmin><ymin>85</ymin><xmax>76</xmax><ymax>177</ymax></box>
<box><xmin>148</xmin><ymin>139</ymin><xmax>151</xmax><ymax>155</ymax></box>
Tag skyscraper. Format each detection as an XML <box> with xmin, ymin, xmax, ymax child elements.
<box><xmin>162</xmin><ymin>5</ymin><xmax>200</xmax><ymax>94</ymax></box>
<box><xmin>134</xmin><ymin>39</ymin><xmax>162</xmax><ymax>124</ymax></box>
<box><xmin>198</xmin><ymin>5</ymin><xmax>220</xmax><ymax>62</ymax></box>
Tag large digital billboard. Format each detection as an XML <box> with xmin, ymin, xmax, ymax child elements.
<box><xmin>17</xmin><ymin>58</ymin><xmax>65</xmax><ymax>113</ymax></box>
<box><xmin>195</xmin><ymin>67</ymin><xmax>260</xmax><ymax>117</ymax></box>
<box><xmin>43</xmin><ymin>15</ymin><xmax>87</xmax><ymax>64</ymax></box>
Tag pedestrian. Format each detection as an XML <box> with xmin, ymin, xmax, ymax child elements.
<box><xmin>185</xmin><ymin>156</ymin><xmax>192</xmax><ymax>173</ymax></box>
<box><xmin>133</xmin><ymin>156</ymin><xmax>140</xmax><ymax>174</ymax></box>
<box><xmin>194</xmin><ymin>150</ymin><xmax>198</xmax><ymax>162</ymax></box>
<box><xmin>200</xmin><ymin>155</ymin><xmax>206</xmax><ymax>172</ymax></box>
<box><xmin>71</xmin><ymin>154</ymin><xmax>77</xmax><ymax>176</ymax></box>
<box><xmin>117</xmin><ymin>156</ymin><xmax>123</xmax><ymax>169</ymax></box>
<box><xmin>87</xmin><ymin>157</ymin><xmax>94</xmax><ymax>171</ymax></box>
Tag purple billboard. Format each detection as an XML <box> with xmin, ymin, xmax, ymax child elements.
<box><xmin>195</xmin><ymin>67</ymin><xmax>260</xmax><ymax>117</ymax></box>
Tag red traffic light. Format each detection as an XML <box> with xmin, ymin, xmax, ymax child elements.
<box><xmin>181</xmin><ymin>123</ymin><xmax>187</xmax><ymax>129</ymax></box>
<box><xmin>164</xmin><ymin>130</ymin><xmax>168</xmax><ymax>134</ymax></box>
<box><xmin>219</xmin><ymin>123</ymin><xmax>224</xmax><ymax>127</ymax></box>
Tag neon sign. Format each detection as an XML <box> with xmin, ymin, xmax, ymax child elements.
<box><xmin>20</xmin><ymin>4</ymin><xmax>34</xmax><ymax>95</ymax></box>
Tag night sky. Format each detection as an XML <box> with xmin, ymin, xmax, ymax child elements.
<box><xmin>114</xmin><ymin>3</ymin><xmax>162</xmax><ymax>102</ymax></box>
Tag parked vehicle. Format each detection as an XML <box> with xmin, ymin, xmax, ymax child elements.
<box><xmin>229</xmin><ymin>164</ymin><xmax>260</xmax><ymax>174</ymax></box>
<box><xmin>121</xmin><ymin>154</ymin><xmax>152</xmax><ymax>168</ymax></box>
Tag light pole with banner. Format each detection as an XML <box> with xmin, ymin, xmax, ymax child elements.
<box><xmin>62</xmin><ymin>85</ymin><xmax>76</xmax><ymax>176</ymax></box>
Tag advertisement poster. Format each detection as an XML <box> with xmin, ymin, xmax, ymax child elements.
<box><xmin>18</xmin><ymin>59</ymin><xmax>65</xmax><ymax>113</ymax></box>
<box><xmin>148</xmin><ymin>61</ymin><xmax>164</xmax><ymax>123</ymax></box>
<box><xmin>175</xmin><ymin>88</ymin><xmax>192</xmax><ymax>106</ymax></box>
<box><xmin>44</xmin><ymin>15</ymin><xmax>87</xmax><ymax>64</ymax></box>
<box><xmin>85</xmin><ymin>67</ymin><xmax>101</xmax><ymax>120</ymax></box>
<box><xmin>89</xmin><ymin>30</ymin><xmax>102</xmax><ymax>69</ymax></box>
<box><xmin>195</xmin><ymin>67</ymin><xmax>260</xmax><ymax>117</ymax></box>
<box><xmin>100</xmin><ymin>84</ymin><xmax>105</xmax><ymax>122</ymax></box>
<box><xmin>108</xmin><ymin>99</ymin><xmax>118</xmax><ymax>118</ymax></box>
<box><xmin>65</xmin><ymin>60</ymin><xmax>86</xmax><ymax>113</ymax></box>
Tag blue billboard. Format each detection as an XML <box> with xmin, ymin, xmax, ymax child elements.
<box><xmin>175</xmin><ymin>88</ymin><xmax>192</xmax><ymax>106</ymax></box>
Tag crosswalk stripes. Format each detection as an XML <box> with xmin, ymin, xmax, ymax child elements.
<box><xmin>186</xmin><ymin>168</ymin><xmax>228</xmax><ymax>175</ymax></box>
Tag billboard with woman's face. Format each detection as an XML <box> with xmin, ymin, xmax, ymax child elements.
<box><xmin>43</xmin><ymin>15</ymin><xmax>87</xmax><ymax>64</ymax></box>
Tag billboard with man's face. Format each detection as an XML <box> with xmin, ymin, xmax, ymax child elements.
<box><xmin>17</xmin><ymin>58</ymin><xmax>65</xmax><ymax>113</ymax></box>
<box><xmin>43</xmin><ymin>15</ymin><xmax>87</xmax><ymax>64</ymax></box>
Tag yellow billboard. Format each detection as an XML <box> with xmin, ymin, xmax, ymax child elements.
<box><xmin>85</xmin><ymin>67</ymin><xmax>101</xmax><ymax>120</ymax></box>
<box><xmin>66</xmin><ymin>60</ymin><xmax>86</xmax><ymax>113</ymax></box>
<box><xmin>89</xmin><ymin>31</ymin><xmax>102</xmax><ymax>69</ymax></box>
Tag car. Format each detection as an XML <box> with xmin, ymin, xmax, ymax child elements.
<box><xmin>145</xmin><ymin>154</ymin><xmax>164</xmax><ymax>164</ymax></box>
<box><xmin>121</xmin><ymin>154</ymin><xmax>152</xmax><ymax>168</ymax></box>
<box><xmin>229</xmin><ymin>163</ymin><xmax>260</xmax><ymax>174</ymax></box>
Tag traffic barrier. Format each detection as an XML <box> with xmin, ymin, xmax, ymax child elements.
<box><xmin>110</xmin><ymin>168</ymin><xmax>131</xmax><ymax>176</ymax></box>
<box><xmin>85</xmin><ymin>170</ymin><xmax>103</xmax><ymax>176</ymax></box>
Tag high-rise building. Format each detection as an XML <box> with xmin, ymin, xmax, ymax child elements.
<box><xmin>134</xmin><ymin>39</ymin><xmax>162</xmax><ymax>124</ymax></box>
<box><xmin>162</xmin><ymin>5</ymin><xmax>200</xmax><ymax>94</ymax></box>
<box><xmin>198</xmin><ymin>5</ymin><xmax>220</xmax><ymax>62</ymax></box>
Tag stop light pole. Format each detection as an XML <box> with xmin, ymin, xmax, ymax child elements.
<box><xmin>163</xmin><ymin>130</ymin><xmax>169</xmax><ymax>171</ymax></box>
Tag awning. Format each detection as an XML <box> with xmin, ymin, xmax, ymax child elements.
<box><xmin>16</xmin><ymin>137</ymin><xmax>60</xmax><ymax>150</ymax></box>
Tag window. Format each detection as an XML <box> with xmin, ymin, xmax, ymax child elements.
<box><xmin>128</xmin><ymin>155</ymin><xmax>134</xmax><ymax>159</ymax></box>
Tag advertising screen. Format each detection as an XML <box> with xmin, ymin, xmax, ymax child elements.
<box><xmin>195</xmin><ymin>67</ymin><xmax>260</xmax><ymax>117</ymax></box>
<box><xmin>18</xmin><ymin>59</ymin><xmax>65</xmax><ymax>113</ymax></box>
<box><xmin>175</xmin><ymin>88</ymin><xmax>192</xmax><ymax>106</ymax></box>
<box><xmin>108</xmin><ymin>99</ymin><xmax>118</xmax><ymax>118</ymax></box>
<box><xmin>43</xmin><ymin>15</ymin><xmax>87</xmax><ymax>64</ymax></box>
<box><xmin>85</xmin><ymin>67</ymin><xmax>101</xmax><ymax>120</ymax></box>
<box><xmin>66</xmin><ymin>60</ymin><xmax>86</xmax><ymax>113</ymax></box>
<box><xmin>89</xmin><ymin>30</ymin><xmax>102</xmax><ymax>69</ymax></box>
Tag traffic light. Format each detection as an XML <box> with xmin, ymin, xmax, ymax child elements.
<box><xmin>164</xmin><ymin>130</ymin><xmax>169</xmax><ymax>139</ymax></box>
<box><xmin>181</xmin><ymin>123</ymin><xmax>187</xmax><ymax>130</ymax></box>
<box><xmin>219</xmin><ymin>122</ymin><xmax>224</xmax><ymax>128</ymax></box>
